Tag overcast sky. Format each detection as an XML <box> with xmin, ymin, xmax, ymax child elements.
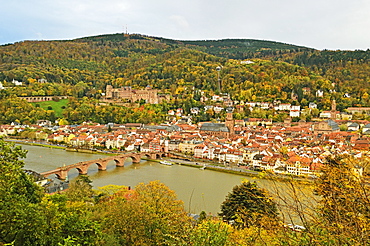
<box><xmin>1</xmin><ymin>0</ymin><xmax>369</xmax><ymax>50</ymax></box>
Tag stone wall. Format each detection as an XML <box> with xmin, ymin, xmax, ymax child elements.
<box><xmin>21</xmin><ymin>96</ymin><xmax>69</xmax><ymax>103</ymax></box>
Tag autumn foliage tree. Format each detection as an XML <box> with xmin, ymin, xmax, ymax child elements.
<box><xmin>97</xmin><ymin>181</ymin><xmax>193</xmax><ymax>245</ymax></box>
<box><xmin>313</xmin><ymin>155</ymin><xmax>370</xmax><ymax>245</ymax></box>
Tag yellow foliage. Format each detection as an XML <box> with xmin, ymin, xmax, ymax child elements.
<box><xmin>175</xmin><ymin>86</ymin><xmax>185</xmax><ymax>94</ymax></box>
<box><xmin>27</xmin><ymin>78</ymin><xmax>37</xmax><ymax>84</ymax></box>
<box><xmin>229</xmin><ymin>226</ymin><xmax>281</xmax><ymax>246</ymax></box>
<box><xmin>95</xmin><ymin>184</ymin><xmax>128</xmax><ymax>196</ymax></box>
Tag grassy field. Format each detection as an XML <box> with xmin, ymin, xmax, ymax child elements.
<box><xmin>31</xmin><ymin>99</ymin><xmax>69</xmax><ymax>118</ymax></box>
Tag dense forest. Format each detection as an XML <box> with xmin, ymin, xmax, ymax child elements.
<box><xmin>0</xmin><ymin>33</ymin><xmax>369</xmax><ymax>124</ymax></box>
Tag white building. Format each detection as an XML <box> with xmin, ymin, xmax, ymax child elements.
<box><xmin>241</xmin><ymin>60</ymin><xmax>254</xmax><ymax>64</ymax></box>
<box><xmin>316</xmin><ymin>90</ymin><xmax>324</xmax><ymax>97</ymax></box>
<box><xmin>291</xmin><ymin>105</ymin><xmax>301</xmax><ymax>111</ymax></box>
<box><xmin>212</xmin><ymin>95</ymin><xmax>224</xmax><ymax>101</ymax></box>
<box><xmin>290</xmin><ymin>110</ymin><xmax>300</xmax><ymax>117</ymax></box>
<box><xmin>276</xmin><ymin>103</ymin><xmax>291</xmax><ymax>111</ymax></box>
<box><xmin>12</xmin><ymin>79</ymin><xmax>22</xmax><ymax>86</ymax></box>
<box><xmin>319</xmin><ymin>111</ymin><xmax>332</xmax><ymax>118</ymax></box>
<box><xmin>213</xmin><ymin>106</ymin><xmax>224</xmax><ymax>114</ymax></box>
<box><xmin>286</xmin><ymin>162</ymin><xmax>311</xmax><ymax>176</ymax></box>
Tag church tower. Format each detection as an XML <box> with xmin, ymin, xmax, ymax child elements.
<box><xmin>225</xmin><ymin>107</ymin><xmax>235</xmax><ymax>136</ymax></box>
<box><xmin>331</xmin><ymin>99</ymin><xmax>337</xmax><ymax>119</ymax></box>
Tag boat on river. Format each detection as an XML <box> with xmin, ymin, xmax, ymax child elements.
<box><xmin>160</xmin><ymin>160</ymin><xmax>173</xmax><ymax>166</ymax></box>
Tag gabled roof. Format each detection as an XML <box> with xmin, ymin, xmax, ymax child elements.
<box><xmin>327</xmin><ymin>119</ymin><xmax>340</xmax><ymax>131</ymax></box>
<box><xmin>348</xmin><ymin>122</ymin><xmax>359</xmax><ymax>127</ymax></box>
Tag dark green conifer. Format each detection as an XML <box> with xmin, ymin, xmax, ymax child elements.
<box><xmin>219</xmin><ymin>181</ymin><xmax>278</xmax><ymax>228</ymax></box>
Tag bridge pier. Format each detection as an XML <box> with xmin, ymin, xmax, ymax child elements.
<box><xmin>76</xmin><ymin>164</ymin><xmax>89</xmax><ymax>176</ymax></box>
<box><xmin>132</xmin><ymin>154</ymin><xmax>141</xmax><ymax>163</ymax></box>
<box><xmin>116</xmin><ymin>158</ymin><xmax>125</xmax><ymax>167</ymax></box>
<box><xmin>96</xmin><ymin>160</ymin><xmax>109</xmax><ymax>171</ymax></box>
<box><xmin>57</xmin><ymin>170</ymin><xmax>69</xmax><ymax>180</ymax></box>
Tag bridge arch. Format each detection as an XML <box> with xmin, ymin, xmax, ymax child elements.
<box><xmin>74</xmin><ymin>165</ymin><xmax>88</xmax><ymax>175</ymax></box>
<box><xmin>154</xmin><ymin>153</ymin><xmax>167</xmax><ymax>159</ymax></box>
<box><xmin>95</xmin><ymin>162</ymin><xmax>106</xmax><ymax>170</ymax></box>
<box><xmin>141</xmin><ymin>152</ymin><xmax>165</xmax><ymax>160</ymax></box>
<box><xmin>100</xmin><ymin>158</ymin><xmax>124</xmax><ymax>168</ymax></box>
<box><xmin>43</xmin><ymin>173</ymin><xmax>62</xmax><ymax>180</ymax></box>
<box><xmin>127</xmin><ymin>155</ymin><xmax>141</xmax><ymax>163</ymax></box>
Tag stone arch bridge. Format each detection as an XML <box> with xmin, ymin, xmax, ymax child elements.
<box><xmin>40</xmin><ymin>152</ymin><xmax>166</xmax><ymax>180</ymax></box>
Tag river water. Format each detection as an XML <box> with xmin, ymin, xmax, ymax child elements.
<box><xmin>20</xmin><ymin>144</ymin><xmax>312</xmax><ymax>218</ymax></box>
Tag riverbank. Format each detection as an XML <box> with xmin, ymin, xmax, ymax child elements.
<box><xmin>167</xmin><ymin>158</ymin><xmax>314</xmax><ymax>185</ymax></box>
<box><xmin>66</xmin><ymin>147</ymin><xmax>97</xmax><ymax>154</ymax></box>
<box><xmin>6</xmin><ymin>138</ymin><xmax>66</xmax><ymax>149</ymax></box>
<box><xmin>6</xmin><ymin>138</ymin><xmax>118</xmax><ymax>156</ymax></box>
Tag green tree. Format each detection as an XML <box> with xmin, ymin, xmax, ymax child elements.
<box><xmin>0</xmin><ymin>141</ymin><xmax>102</xmax><ymax>246</ymax></box>
<box><xmin>65</xmin><ymin>175</ymin><xmax>94</xmax><ymax>202</ymax></box>
<box><xmin>38</xmin><ymin>192</ymin><xmax>103</xmax><ymax>246</ymax></box>
<box><xmin>219</xmin><ymin>181</ymin><xmax>279</xmax><ymax>229</ymax></box>
<box><xmin>0</xmin><ymin>139</ymin><xmax>44</xmax><ymax>245</ymax></box>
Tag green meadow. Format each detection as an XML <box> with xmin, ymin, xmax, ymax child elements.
<box><xmin>31</xmin><ymin>99</ymin><xmax>69</xmax><ymax>118</ymax></box>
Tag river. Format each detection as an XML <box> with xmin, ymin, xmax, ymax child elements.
<box><xmin>20</xmin><ymin>144</ymin><xmax>313</xmax><ymax>218</ymax></box>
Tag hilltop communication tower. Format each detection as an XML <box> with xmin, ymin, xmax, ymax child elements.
<box><xmin>123</xmin><ymin>25</ymin><xmax>129</xmax><ymax>37</ymax></box>
<box><xmin>216</xmin><ymin>66</ymin><xmax>222</xmax><ymax>93</ymax></box>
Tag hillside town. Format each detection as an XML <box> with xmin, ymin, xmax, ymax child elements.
<box><xmin>2</xmin><ymin>99</ymin><xmax>369</xmax><ymax>178</ymax></box>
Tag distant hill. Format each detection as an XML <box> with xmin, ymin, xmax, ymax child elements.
<box><xmin>0</xmin><ymin>33</ymin><xmax>369</xmax><ymax>111</ymax></box>
<box><xmin>74</xmin><ymin>33</ymin><xmax>314</xmax><ymax>59</ymax></box>
<box><xmin>180</xmin><ymin>38</ymin><xmax>313</xmax><ymax>60</ymax></box>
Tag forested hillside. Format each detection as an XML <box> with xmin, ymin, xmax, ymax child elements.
<box><xmin>0</xmin><ymin>33</ymin><xmax>369</xmax><ymax>124</ymax></box>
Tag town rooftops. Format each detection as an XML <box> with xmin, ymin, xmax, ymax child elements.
<box><xmin>143</xmin><ymin>125</ymin><xmax>181</xmax><ymax>132</ymax></box>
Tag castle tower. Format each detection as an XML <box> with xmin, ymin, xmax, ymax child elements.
<box><xmin>106</xmin><ymin>85</ymin><xmax>113</xmax><ymax>99</ymax></box>
<box><xmin>225</xmin><ymin>107</ymin><xmax>235</xmax><ymax>136</ymax></box>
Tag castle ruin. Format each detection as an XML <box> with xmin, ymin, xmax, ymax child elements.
<box><xmin>105</xmin><ymin>85</ymin><xmax>168</xmax><ymax>104</ymax></box>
